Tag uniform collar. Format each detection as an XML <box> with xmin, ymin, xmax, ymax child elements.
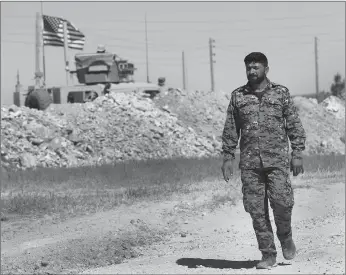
<box><xmin>243</xmin><ymin>78</ymin><xmax>274</xmax><ymax>94</ymax></box>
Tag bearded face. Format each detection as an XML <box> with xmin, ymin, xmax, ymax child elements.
<box><xmin>246</xmin><ymin>62</ymin><xmax>269</xmax><ymax>85</ymax></box>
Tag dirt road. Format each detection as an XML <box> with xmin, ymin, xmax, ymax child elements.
<box><xmin>1</xmin><ymin>178</ymin><xmax>345</xmax><ymax>274</ymax></box>
<box><xmin>81</xmin><ymin>181</ymin><xmax>345</xmax><ymax>275</ymax></box>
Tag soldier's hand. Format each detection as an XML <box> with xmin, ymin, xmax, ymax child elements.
<box><xmin>290</xmin><ymin>158</ymin><xmax>304</xmax><ymax>176</ymax></box>
<box><xmin>221</xmin><ymin>159</ymin><xmax>234</xmax><ymax>182</ymax></box>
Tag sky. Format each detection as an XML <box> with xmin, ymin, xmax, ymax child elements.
<box><xmin>1</xmin><ymin>1</ymin><xmax>345</xmax><ymax>105</ymax></box>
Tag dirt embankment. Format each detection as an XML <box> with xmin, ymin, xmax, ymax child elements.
<box><xmin>1</xmin><ymin>90</ymin><xmax>220</xmax><ymax>170</ymax></box>
<box><xmin>1</xmin><ymin>88</ymin><xmax>345</xmax><ymax>170</ymax></box>
<box><xmin>293</xmin><ymin>95</ymin><xmax>345</xmax><ymax>155</ymax></box>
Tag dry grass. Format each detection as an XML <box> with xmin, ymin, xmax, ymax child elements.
<box><xmin>1</xmin><ymin>154</ymin><xmax>344</xmax><ymax>274</ymax></box>
<box><xmin>1</xmin><ymin>154</ymin><xmax>344</xmax><ymax>223</ymax></box>
<box><xmin>291</xmin><ymin>168</ymin><xmax>345</xmax><ymax>190</ymax></box>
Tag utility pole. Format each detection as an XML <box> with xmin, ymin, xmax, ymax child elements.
<box><xmin>145</xmin><ymin>13</ymin><xmax>150</xmax><ymax>83</ymax></box>
<box><xmin>314</xmin><ymin>36</ymin><xmax>319</xmax><ymax>98</ymax></box>
<box><xmin>182</xmin><ymin>51</ymin><xmax>186</xmax><ymax>90</ymax></box>
<box><xmin>209</xmin><ymin>38</ymin><xmax>216</xmax><ymax>92</ymax></box>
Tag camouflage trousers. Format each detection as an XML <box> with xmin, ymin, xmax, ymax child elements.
<box><xmin>241</xmin><ymin>167</ymin><xmax>294</xmax><ymax>257</ymax></box>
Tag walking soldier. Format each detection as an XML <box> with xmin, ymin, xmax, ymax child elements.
<box><xmin>221</xmin><ymin>52</ymin><xmax>306</xmax><ymax>269</ymax></box>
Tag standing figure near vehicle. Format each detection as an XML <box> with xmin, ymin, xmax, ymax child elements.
<box><xmin>221</xmin><ymin>52</ymin><xmax>306</xmax><ymax>269</ymax></box>
<box><xmin>96</xmin><ymin>45</ymin><xmax>106</xmax><ymax>53</ymax></box>
<box><xmin>103</xmin><ymin>83</ymin><xmax>111</xmax><ymax>95</ymax></box>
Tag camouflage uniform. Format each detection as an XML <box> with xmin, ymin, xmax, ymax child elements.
<box><xmin>222</xmin><ymin>79</ymin><xmax>306</xmax><ymax>257</ymax></box>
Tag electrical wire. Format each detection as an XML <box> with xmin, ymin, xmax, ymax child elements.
<box><xmin>2</xmin><ymin>12</ymin><xmax>338</xmax><ymax>24</ymax></box>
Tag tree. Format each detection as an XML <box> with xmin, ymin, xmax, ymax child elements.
<box><xmin>330</xmin><ymin>73</ymin><xmax>345</xmax><ymax>99</ymax></box>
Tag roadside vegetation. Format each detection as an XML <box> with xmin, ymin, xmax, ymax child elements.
<box><xmin>1</xmin><ymin>154</ymin><xmax>344</xmax><ymax>223</ymax></box>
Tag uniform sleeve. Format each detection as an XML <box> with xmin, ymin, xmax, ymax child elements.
<box><xmin>282</xmin><ymin>89</ymin><xmax>306</xmax><ymax>159</ymax></box>
<box><xmin>222</xmin><ymin>93</ymin><xmax>240</xmax><ymax>161</ymax></box>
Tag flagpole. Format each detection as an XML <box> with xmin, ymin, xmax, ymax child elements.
<box><xmin>40</xmin><ymin>2</ymin><xmax>46</xmax><ymax>86</ymax></box>
<box><xmin>35</xmin><ymin>12</ymin><xmax>42</xmax><ymax>88</ymax></box>
<box><xmin>63</xmin><ymin>20</ymin><xmax>69</xmax><ymax>86</ymax></box>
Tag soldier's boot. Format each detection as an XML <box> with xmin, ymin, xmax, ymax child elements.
<box><xmin>281</xmin><ymin>237</ymin><xmax>296</xmax><ymax>260</ymax></box>
<box><xmin>256</xmin><ymin>254</ymin><xmax>277</xmax><ymax>269</ymax></box>
<box><xmin>271</xmin><ymin>202</ymin><xmax>295</xmax><ymax>260</ymax></box>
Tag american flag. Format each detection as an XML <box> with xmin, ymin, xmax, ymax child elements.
<box><xmin>42</xmin><ymin>15</ymin><xmax>85</xmax><ymax>50</ymax></box>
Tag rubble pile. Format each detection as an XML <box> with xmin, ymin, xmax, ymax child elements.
<box><xmin>1</xmin><ymin>86</ymin><xmax>345</xmax><ymax>171</ymax></box>
<box><xmin>293</xmin><ymin>96</ymin><xmax>345</xmax><ymax>155</ymax></box>
<box><xmin>155</xmin><ymin>88</ymin><xmax>345</xmax><ymax>157</ymax></box>
<box><xmin>154</xmin><ymin>88</ymin><xmax>230</xmax><ymax>149</ymax></box>
<box><xmin>320</xmin><ymin>95</ymin><xmax>345</xmax><ymax>120</ymax></box>
<box><xmin>1</xmin><ymin>91</ymin><xmax>220</xmax><ymax>170</ymax></box>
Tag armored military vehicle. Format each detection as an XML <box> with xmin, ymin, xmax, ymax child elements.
<box><xmin>25</xmin><ymin>51</ymin><xmax>161</xmax><ymax>110</ymax></box>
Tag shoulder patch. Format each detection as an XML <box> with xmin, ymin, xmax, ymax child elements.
<box><xmin>271</xmin><ymin>82</ymin><xmax>289</xmax><ymax>93</ymax></box>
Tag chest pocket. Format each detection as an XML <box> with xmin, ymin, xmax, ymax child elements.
<box><xmin>264</xmin><ymin>98</ymin><xmax>283</xmax><ymax>118</ymax></box>
<box><xmin>237</xmin><ymin>97</ymin><xmax>258</xmax><ymax>117</ymax></box>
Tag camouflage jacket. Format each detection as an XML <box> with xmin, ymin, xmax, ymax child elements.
<box><xmin>222</xmin><ymin>79</ymin><xmax>306</xmax><ymax>170</ymax></box>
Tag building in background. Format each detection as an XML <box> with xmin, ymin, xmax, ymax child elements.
<box><xmin>13</xmin><ymin>70</ymin><xmax>24</xmax><ymax>107</ymax></box>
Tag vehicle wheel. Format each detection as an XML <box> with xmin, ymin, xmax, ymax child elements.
<box><xmin>25</xmin><ymin>89</ymin><xmax>52</xmax><ymax>110</ymax></box>
<box><xmin>24</xmin><ymin>93</ymin><xmax>30</xmax><ymax>107</ymax></box>
<box><xmin>86</xmin><ymin>91</ymin><xmax>98</xmax><ymax>102</ymax></box>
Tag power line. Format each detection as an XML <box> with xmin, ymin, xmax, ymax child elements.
<box><xmin>3</xmin><ymin>31</ymin><xmax>195</xmax><ymax>47</ymax></box>
<box><xmin>3</xmin><ymin>16</ymin><xmax>341</xmax><ymax>35</ymax></box>
<box><xmin>3</xmin><ymin>29</ymin><xmax>342</xmax><ymax>39</ymax></box>
<box><xmin>47</xmin><ymin>23</ymin><xmax>344</xmax><ymax>33</ymax></box>
<box><xmin>214</xmin><ymin>32</ymin><xmax>340</xmax><ymax>41</ymax></box>
<box><xmin>5</xmin><ymin>27</ymin><xmax>342</xmax><ymax>37</ymax></box>
<box><xmin>4</xmin><ymin>30</ymin><xmax>342</xmax><ymax>49</ymax></box>
<box><xmin>0</xmin><ymin>38</ymin><xmax>212</xmax><ymax>53</ymax></box>
<box><xmin>216</xmin><ymin>38</ymin><xmax>345</xmax><ymax>50</ymax></box>
<box><xmin>2</xmin><ymin>12</ymin><xmax>337</xmax><ymax>23</ymax></box>
<box><xmin>2</xmin><ymin>38</ymin><xmax>344</xmax><ymax>51</ymax></box>
<box><xmin>144</xmin><ymin>13</ymin><xmax>338</xmax><ymax>23</ymax></box>
<box><xmin>219</xmin><ymin>41</ymin><xmax>314</xmax><ymax>48</ymax></box>
<box><xmin>3</xmin><ymin>35</ymin><xmax>342</xmax><ymax>57</ymax></box>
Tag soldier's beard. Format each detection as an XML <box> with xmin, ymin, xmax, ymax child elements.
<box><xmin>248</xmin><ymin>75</ymin><xmax>266</xmax><ymax>85</ymax></box>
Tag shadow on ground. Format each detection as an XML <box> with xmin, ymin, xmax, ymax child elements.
<box><xmin>176</xmin><ymin>258</ymin><xmax>259</xmax><ymax>269</ymax></box>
